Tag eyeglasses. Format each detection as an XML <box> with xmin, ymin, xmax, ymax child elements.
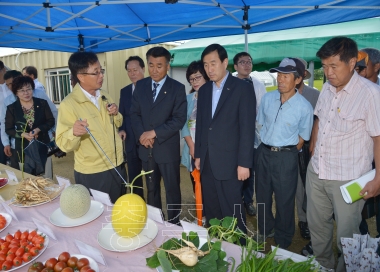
<box><xmin>238</xmin><ymin>60</ymin><xmax>252</xmax><ymax>66</ymax></box>
<box><xmin>189</xmin><ymin>75</ymin><xmax>203</xmax><ymax>83</ymax></box>
<box><xmin>79</xmin><ymin>69</ymin><xmax>105</xmax><ymax>76</ymax></box>
<box><xmin>17</xmin><ymin>88</ymin><xmax>33</xmax><ymax>94</ymax></box>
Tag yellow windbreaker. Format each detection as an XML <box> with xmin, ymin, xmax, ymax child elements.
<box><xmin>56</xmin><ymin>84</ymin><xmax>123</xmax><ymax>174</ymax></box>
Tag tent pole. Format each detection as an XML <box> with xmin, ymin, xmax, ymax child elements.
<box><xmin>244</xmin><ymin>29</ymin><xmax>248</xmax><ymax>52</ymax></box>
<box><xmin>309</xmin><ymin>61</ymin><xmax>314</xmax><ymax>88</ymax></box>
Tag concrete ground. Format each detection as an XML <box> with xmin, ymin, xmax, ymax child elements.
<box><xmin>52</xmin><ymin>152</ymin><xmax>378</xmax><ymax>256</ymax></box>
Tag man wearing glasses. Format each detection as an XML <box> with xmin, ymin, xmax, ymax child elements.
<box><xmin>233</xmin><ymin>52</ymin><xmax>266</xmax><ymax>217</ymax></box>
<box><xmin>56</xmin><ymin>52</ymin><xmax>126</xmax><ymax>203</ymax></box>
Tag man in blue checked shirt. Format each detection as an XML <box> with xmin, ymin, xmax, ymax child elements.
<box><xmin>255</xmin><ymin>58</ymin><xmax>313</xmax><ymax>249</ymax></box>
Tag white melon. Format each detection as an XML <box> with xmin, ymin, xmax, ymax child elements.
<box><xmin>60</xmin><ymin>184</ymin><xmax>91</xmax><ymax>219</ymax></box>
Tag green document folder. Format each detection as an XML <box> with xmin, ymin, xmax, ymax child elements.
<box><xmin>345</xmin><ymin>182</ymin><xmax>363</xmax><ymax>203</ymax></box>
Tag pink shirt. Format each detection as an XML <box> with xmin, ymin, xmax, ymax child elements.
<box><xmin>311</xmin><ymin>72</ymin><xmax>380</xmax><ymax>181</ymax></box>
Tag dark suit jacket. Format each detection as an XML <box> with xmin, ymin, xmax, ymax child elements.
<box><xmin>194</xmin><ymin>73</ymin><xmax>256</xmax><ymax>180</ymax></box>
<box><xmin>5</xmin><ymin>97</ymin><xmax>55</xmax><ymax>155</ymax></box>
<box><xmin>119</xmin><ymin>84</ymin><xmax>137</xmax><ymax>153</ymax></box>
<box><xmin>130</xmin><ymin>76</ymin><xmax>187</xmax><ymax>163</ymax></box>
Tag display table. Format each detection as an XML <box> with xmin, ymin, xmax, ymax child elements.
<box><xmin>0</xmin><ymin>164</ymin><xmax>243</xmax><ymax>271</ymax></box>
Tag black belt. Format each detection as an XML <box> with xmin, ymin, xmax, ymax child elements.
<box><xmin>262</xmin><ymin>143</ymin><xmax>296</xmax><ymax>152</ymax></box>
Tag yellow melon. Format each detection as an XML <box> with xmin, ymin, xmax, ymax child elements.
<box><xmin>111</xmin><ymin>193</ymin><xmax>147</xmax><ymax>238</ymax></box>
<box><xmin>60</xmin><ymin>184</ymin><xmax>91</xmax><ymax>219</ymax></box>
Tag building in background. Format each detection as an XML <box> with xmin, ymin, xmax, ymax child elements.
<box><xmin>0</xmin><ymin>44</ymin><xmax>175</xmax><ymax>105</ymax></box>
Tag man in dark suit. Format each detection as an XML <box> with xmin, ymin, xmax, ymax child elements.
<box><xmin>130</xmin><ymin>47</ymin><xmax>187</xmax><ymax>225</ymax></box>
<box><xmin>194</xmin><ymin>44</ymin><xmax>256</xmax><ymax>233</ymax></box>
<box><xmin>119</xmin><ymin>56</ymin><xmax>145</xmax><ymax>200</ymax></box>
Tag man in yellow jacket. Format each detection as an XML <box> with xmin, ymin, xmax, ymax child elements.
<box><xmin>56</xmin><ymin>52</ymin><xmax>126</xmax><ymax>203</ymax></box>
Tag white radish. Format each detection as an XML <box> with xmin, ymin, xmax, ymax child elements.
<box><xmin>163</xmin><ymin>247</ymin><xmax>198</xmax><ymax>267</ymax></box>
<box><xmin>181</xmin><ymin>239</ymin><xmax>210</xmax><ymax>257</ymax></box>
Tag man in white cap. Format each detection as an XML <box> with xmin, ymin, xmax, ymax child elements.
<box><xmin>255</xmin><ymin>57</ymin><xmax>313</xmax><ymax>248</ymax></box>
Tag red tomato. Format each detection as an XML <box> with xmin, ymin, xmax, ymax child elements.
<box><xmin>0</xmin><ymin>248</ymin><xmax>8</xmax><ymax>255</ymax></box>
<box><xmin>67</xmin><ymin>256</ymin><xmax>78</xmax><ymax>268</ymax></box>
<box><xmin>53</xmin><ymin>261</ymin><xmax>67</xmax><ymax>272</ymax></box>
<box><xmin>0</xmin><ymin>222</ymin><xmax>5</xmax><ymax>229</ymax></box>
<box><xmin>58</xmin><ymin>252</ymin><xmax>70</xmax><ymax>263</ymax></box>
<box><xmin>29</xmin><ymin>247</ymin><xmax>39</xmax><ymax>256</ymax></box>
<box><xmin>41</xmin><ymin>268</ymin><xmax>55</xmax><ymax>272</ymax></box>
<box><xmin>13</xmin><ymin>230</ymin><xmax>21</xmax><ymax>240</ymax></box>
<box><xmin>79</xmin><ymin>265</ymin><xmax>91</xmax><ymax>272</ymax></box>
<box><xmin>5</xmin><ymin>253</ymin><xmax>15</xmax><ymax>262</ymax></box>
<box><xmin>28</xmin><ymin>230</ymin><xmax>37</xmax><ymax>242</ymax></box>
<box><xmin>20</xmin><ymin>230</ymin><xmax>29</xmax><ymax>241</ymax></box>
<box><xmin>76</xmin><ymin>258</ymin><xmax>90</xmax><ymax>270</ymax></box>
<box><xmin>0</xmin><ymin>253</ymin><xmax>5</xmax><ymax>262</ymax></box>
<box><xmin>45</xmin><ymin>258</ymin><xmax>58</xmax><ymax>269</ymax></box>
<box><xmin>12</xmin><ymin>256</ymin><xmax>22</xmax><ymax>267</ymax></box>
<box><xmin>2</xmin><ymin>260</ymin><xmax>13</xmax><ymax>270</ymax></box>
<box><xmin>0</xmin><ymin>238</ymin><xmax>5</xmax><ymax>243</ymax></box>
<box><xmin>5</xmin><ymin>234</ymin><xmax>13</xmax><ymax>243</ymax></box>
<box><xmin>22</xmin><ymin>252</ymin><xmax>33</xmax><ymax>262</ymax></box>
<box><xmin>35</xmin><ymin>242</ymin><xmax>44</xmax><ymax>250</ymax></box>
<box><xmin>61</xmin><ymin>268</ymin><xmax>74</xmax><ymax>272</ymax></box>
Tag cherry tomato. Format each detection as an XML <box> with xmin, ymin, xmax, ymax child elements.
<box><xmin>0</xmin><ymin>248</ymin><xmax>8</xmax><ymax>255</ymax></box>
<box><xmin>5</xmin><ymin>234</ymin><xmax>13</xmax><ymax>243</ymax></box>
<box><xmin>58</xmin><ymin>252</ymin><xmax>70</xmax><ymax>263</ymax></box>
<box><xmin>7</xmin><ymin>247</ymin><xmax>18</xmax><ymax>255</ymax></box>
<box><xmin>0</xmin><ymin>261</ymin><xmax>4</xmax><ymax>270</ymax></box>
<box><xmin>45</xmin><ymin>258</ymin><xmax>58</xmax><ymax>269</ymax></box>
<box><xmin>28</xmin><ymin>230</ymin><xmax>38</xmax><ymax>242</ymax></box>
<box><xmin>61</xmin><ymin>268</ymin><xmax>74</xmax><ymax>272</ymax></box>
<box><xmin>22</xmin><ymin>252</ymin><xmax>33</xmax><ymax>262</ymax></box>
<box><xmin>25</xmin><ymin>244</ymin><xmax>34</xmax><ymax>252</ymax></box>
<box><xmin>12</xmin><ymin>256</ymin><xmax>22</xmax><ymax>267</ymax></box>
<box><xmin>13</xmin><ymin>230</ymin><xmax>21</xmax><ymax>240</ymax></box>
<box><xmin>76</xmin><ymin>258</ymin><xmax>89</xmax><ymax>270</ymax></box>
<box><xmin>32</xmin><ymin>235</ymin><xmax>44</xmax><ymax>245</ymax></box>
<box><xmin>2</xmin><ymin>260</ymin><xmax>13</xmax><ymax>270</ymax></box>
<box><xmin>8</xmin><ymin>243</ymin><xmax>19</xmax><ymax>248</ymax></box>
<box><xmin>35</xmin><ymin>242</ymin><xmax>44</xmax><ymax>250</ymax></box>
<box><xmin>0</xmin><ymin>253</ymin><xmax>6</xmax><ymax>262</ymax></box>
<box><xmin>67</xmin><ymin>256</ymin><xmax>78</xmax><ymax>268</ymax></box>
<box><xmin>1</xmin><ymin>241</ymin><xmax>10</xmax><ymax>250</ymax></box>
<box><xmin>20</xmin><ymin>241</ymin><xmax>29</xmax><ymax>248</ymax></box>
<box><xmin>0</xmin><ymin>222</ymin><xmax>5</xmax><ymax>229</ymax></box>
<box><xmin>15</xmin><ymin>247</ymin><xmax>24</xmax><ymax>257</ymax></box>
<box><xmin>5</xmin><ymin>253</ymin><xmax>15</xmax><ymax>262</ymax></box>
<box><xmin>0</xmin><ymin>238</ymin><xmax>5</xmax><ymax>243</ymax></box>
<box><xmin>20</xmin><ymin>230</ymin><xmax>29</xmax><ymax>241</ymax></box>
<box><xmin>29</xmin><ymin>247</ymin><xmax>39</xmax><ymax>256</ymax></box>
<box><xmin>10</xmin><ymin>238</ymin><xmax>20</xmax><ymax>245</ymax></box>
<box><xmin>54</xmin><ymin>261</ymin><xmax>67</xmax><ymax>272</ymax></box>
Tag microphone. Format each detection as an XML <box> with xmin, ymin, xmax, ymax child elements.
<box><xmin>101</xmin><ymin>95</ymin><xmax>113</xmax><ymax>123</ymax></box>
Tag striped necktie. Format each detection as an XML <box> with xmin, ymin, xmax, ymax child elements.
<box><xmin>153</xmin><ymin>83</ymin><xmax>159</xmax><ymax>102</ymax></box>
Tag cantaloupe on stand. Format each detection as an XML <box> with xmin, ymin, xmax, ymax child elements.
<box><xmin>111</xmin><ymin>170</ymin><xmax>153</xmax><ymax>238</ymax></box>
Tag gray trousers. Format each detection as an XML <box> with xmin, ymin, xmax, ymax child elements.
<box><xmin>296</xmin><ymin>168</ymin><xmax>307</xmax><ymax>222</ymax></box>
<box><xmin>306</xmin><ymin>163</ymin><xmax>365</xmax><ymax>271</ymax></box>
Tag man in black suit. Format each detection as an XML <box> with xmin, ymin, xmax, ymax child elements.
<box><xmin>130</xmin><ymin>47</ymin><xmax>187</xmax><ymax>225</ymax></box>
<box><xmin>119</xmin><ymin>56</ymin><xmax>145</xmax><ymax>200</ymax></box>
<box><xmin>194</xmin><ymin>44</ymin><xmax>256</xmax><ymax>233</ymax></box>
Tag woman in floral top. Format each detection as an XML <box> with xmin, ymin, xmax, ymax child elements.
<box><xmin>181</xmin><ymin>60</ymin><xmax>209</xmax><ymax>191</ymax></box>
